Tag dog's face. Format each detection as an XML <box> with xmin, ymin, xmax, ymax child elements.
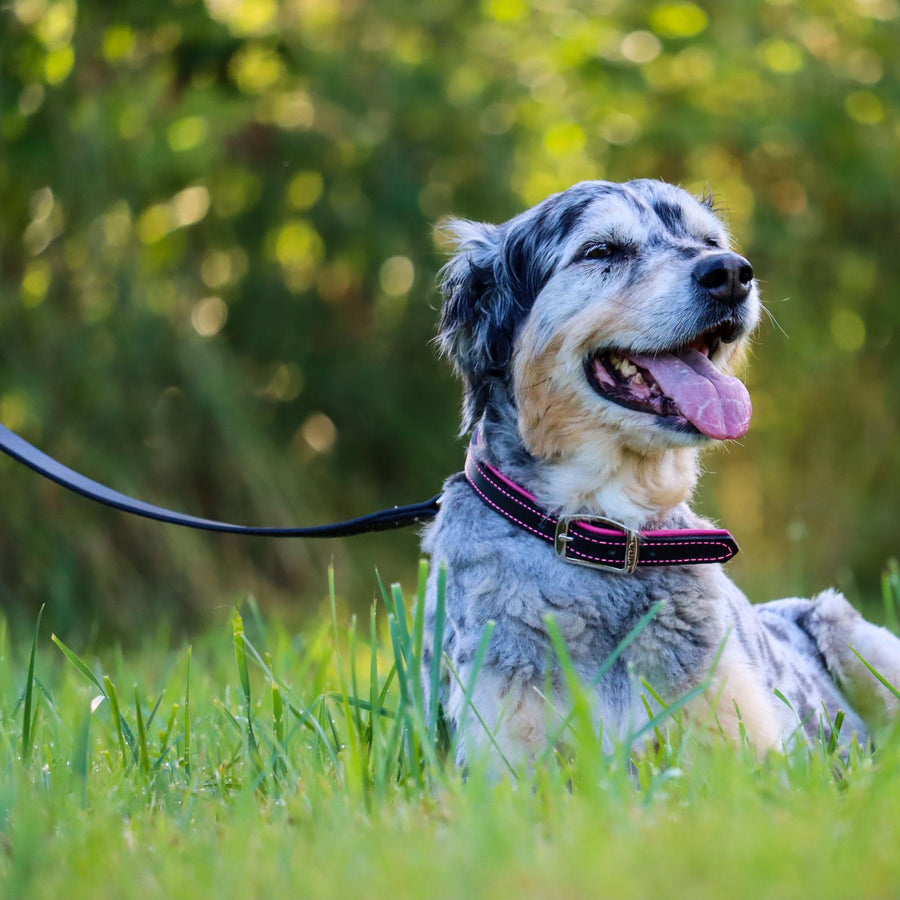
<box><xmin>439</xmin><ymin>179</ymin><xmax>760</xmax><ymax>459</ymax></box>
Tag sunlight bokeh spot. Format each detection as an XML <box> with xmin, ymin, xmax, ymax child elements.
<box><xmin>263</xmin><ymin>363</ymin><xmax>304</xmax><ymax>402</ymax></box>
<box><xmin>853</xmin><ymin>0</ymin><xmax>900</xmax><ymax>19</ymax></box>
<box><xmin>18</xmin><ymin>84</ymin><xmax>46</xmax><ymax>116</ymax></box>
<box><xmin>22</xmin><ymin>263</ymin><xmax>51</xmax><ymax>308</ymax></box>
<box><xmin>269</xmin><ymin>91</ymin><xmax>315</xmax><ymax>129</ymax></box>
<box><xmin>485</xmin><ymin>0</ymin><xmax>528</xmax><ymax>23</ymax></box>
<box><xmin>621</xmin><ymin>31</ymin><xmax>662</xmax><ymax>64</ymax></box>
<box><xmin>299</xmin><ymin>412</ymin><xmax>337</xmax><ymax>454</ymax></box>
<box><xmin>23</xmin><ymin>189</ymin><xmax>64</xmax><ymax>255</ymax></box>
<box><xmin>29</xmin><ymin>187</ymin><xmax>55</xmax><ymax>222</ymax></box>
<box><xmin>379</xmin><ymin>256</ymin><xmax>415</xmax><ymax>297</ymax></box>
<box><xmin>102</xmin><ymin>25</ymin><xmax>137</xmax><ymax>63</ymax></box>
<box><xmin>137</xmin><ymin>204</ymin><xmax>172</xmax><ymax>244</ymax></box>
<box><xmin>191</xmin><ymin>296</ymin><xmax>228</xmax><ymax>337</ymax></box>
<box><xmin>35</xmin><ymin>0</ymin><xmax>75</xmax><ymax>49</ymax></box>
<box><xmin>845</xmin><ymin>48</ymin><xmax>883</xmax><ymax>84</ymax></box>
<box><xmin>830</xmin><ymin>309</ymin><xmax>866</xmax><ymax>352</ymax></box>
<box><xmin>101</xmin><ymin>201</ymin><xmax>133</xmax><ymax>248</ymax></box>
<box><xmin>292</xmin><ymin>0</ymin><xmax>342</xmax><ymax>32</ymax></box>
<box><xmin>13</xmin><ymin>0</ymin><xmax>47</xmax><ymax>26</ymax></box>
<box><xmin>600</xmin><ymin>112</ymin><xmax>640</xmax><ymax>145</ymax></box>
<box><xmin>759</xmin><ymin>39</ymin><xmax>804</xmax><ymax>73</ymax></box>
<box><xmin>170</xmin><ymin>186</ymin><xmax>211</xmax><ymax>228</ymax></box>
<box><xmin>0</xmin><ymin>393</ymin><xmax>29</xmax><ymax>432</ymax></box>
<box><xmin>201</xmin><ymin>250</ymin><xmax>234</xmax><ymax>288</ymax></box>
<box><xmin>229</xmin><ymin>43</ymin><xmax>286</xmax><ymax>94</ymax></box>
<box><xmin>649</xmin><ymin>2</ymin><xmax>709</xmax><ymax>39</ymax></box>
<box><xmin>206</xmin><ymin>0</ymin><xmax>278</xmax><ymax>35</ymax></box>
<box><xmin>273</xmin><ymin>219</ymin><xmax>325</xmax><ymax>292</ymax></box>
<box><xmin>275</xmin><ymin>220</ymin><xmax>324</xmax><ymax>266</ymax></box>
<box><xmin>288</xmin><ymin>172</ymin><xmax>324</xmax><ymax>210</ymax></box>
<box><xmin>168</xmin><ymin>117</ymin><xmax>208</xmax><ymax>152</ymax></box>
<box><xmin>542</xmin><ymin>122</ymin><xmax>586</xmax><ymax>158</ymax></box>
<box><xmin>233</xmin><ymin>0</ymin><xmax>278</xmax><ymax>34</ymax></box>
<box><xmin>844</xmin><ymin>90</ymin><xmax>884</xmax><ymax>124</ymax></box>
<box><xmin>44</xmin><ymin>46</ymin><xmax>75</xmax><ymax>84</ymax></box>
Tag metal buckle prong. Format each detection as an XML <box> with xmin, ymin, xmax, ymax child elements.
<box><xmin>553</xmin><ymin>515</ymin><xmax>640</xmax><ymax>575</ymax></box>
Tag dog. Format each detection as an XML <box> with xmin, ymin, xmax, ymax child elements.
<box><xmin>422</xmin><ymin>178</ymin><xmax>900</xmax><ymax>767</ymax></box>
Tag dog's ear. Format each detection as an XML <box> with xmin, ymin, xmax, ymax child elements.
<box><xmin>437</xmin><ymin>218</ymin><xmax>521</xmax><ymax>433</ymax></box>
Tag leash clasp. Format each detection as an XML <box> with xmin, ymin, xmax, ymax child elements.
<box><xmin>553</xmin><ymin>516</ymin><xmax>640</xmax><ymax>575</ymax></box>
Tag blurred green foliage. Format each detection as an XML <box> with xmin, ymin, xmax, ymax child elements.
<box><xmin>0</xmin><ymin>0</ymin><xmax>898</xmax><ymax>636</ymax></box>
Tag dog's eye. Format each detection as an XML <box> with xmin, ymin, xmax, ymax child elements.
<box><xmin>583</xmin><ymin>242</ymin><xmax>621</xmax><ymax>261</ymax></box>
<box><xmin>704</xmin><ymin>237</ymin><xmax>722</xmax><ymax>249</ymax></box>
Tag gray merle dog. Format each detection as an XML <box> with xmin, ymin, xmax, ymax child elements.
<box><xmin>422</xmin><ymin>178</ymin><xmax>900</xmax><ymax>767</ymax></box>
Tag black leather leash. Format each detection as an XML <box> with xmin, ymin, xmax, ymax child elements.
<box><xmin>0</xmin><ymin>420</ymin><xmax>739</xmax><ymax>573</ymax></box>
<box><xmin>0</xmin><ymin>423</ymin><xmax>441</xmax><ymax>537</ymax></box>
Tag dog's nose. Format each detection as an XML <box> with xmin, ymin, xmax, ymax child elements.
<box><xmin>693</xmin><ymin>253</ymin><xmax>754</xmax><ymax>306</ymax></box>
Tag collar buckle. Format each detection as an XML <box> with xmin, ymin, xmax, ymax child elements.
<box><xmin>553</xmin><ymin>516</ymin><xmax>640</xmax><ymax>575</ymax></box>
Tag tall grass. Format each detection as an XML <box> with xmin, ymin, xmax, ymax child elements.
<box><xmin>1</xmin><ymin>561</ymin><xmax>900</xmax><ymax>899</ymax></box>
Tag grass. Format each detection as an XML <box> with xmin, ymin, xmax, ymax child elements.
<box><xmin>2</xmin><ymin>562</ymin><xmax>900</xmax><ymax>900</ymax></box>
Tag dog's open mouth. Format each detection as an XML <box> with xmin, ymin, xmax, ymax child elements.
<box><xmin>586</xmin><ymin>324</ymin><xmax>752</xmax><ymax>440</ymax></box>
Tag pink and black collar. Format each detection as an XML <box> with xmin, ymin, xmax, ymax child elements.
<box><xmin>464</xmin><ymin>453</ymin><xmax>739</xmax><ymax>574</ymax></box>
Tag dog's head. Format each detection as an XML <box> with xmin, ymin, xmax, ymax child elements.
<box><xmin>438</xmin><ymin>179</ymin><xmax>760</xmax><ymax>460</ymax></box>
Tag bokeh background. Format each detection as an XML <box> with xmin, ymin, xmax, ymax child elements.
<box><xmin>1</xmin><ymin>0</ymin><xmax>898</xmax><ymax>638</ymax></box>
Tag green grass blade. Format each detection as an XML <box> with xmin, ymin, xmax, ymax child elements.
<box><xmin>428</xmin><ymin>563</ymin><xmax>447</xmax><ymax>744</ymax></box>
<box><xmin>183</xmin><ymin>644</ymin><xmax>192</xmax><ymax>776</ymax></box>
<box><xmin>233</xmin><ymin>607</ymin><xmax>259</xmax><ymax>757</ymax></box>
<box><xmin>327</xmin><ymin>694</ymin><xmax>395</xmax><ymax>718</ymax></box>
<box><xmin>21</xmin><ymin>603</ymin><xmax>44</xmax><ymax>762</ymax></box>
<box><xmin>134</xmin><ymin>684</ymin><xmax>152</xmax><ymax>778</ymax></box>
<box><xmin>284</xmin><ymin>699</ymin><xmax>340</xmax><ymax>769</ymax></box>
<box><xmin>329</xmin><ymin>565</ymin><xmax>360</xmax><ymax>771</ymax></box>
<box><xmin>849</xmin><ymin>645</ymin><xmax>900</xmax><ymax>703</ymax></box>
<box><xmin>103</xmin><ymin>675</ymin><xmax>128</xmax><ymax>767</ymax></box>
<box><xmin>390</xmin><ymin>581</ymin><xmax>412</xmax><ymax>666</ymax></box>
<box><xmin>348</xmin><ymin>617</ymin><xmax>364</xmax><ymax>745</ymax></box>
<box><xmin>51</xmin><ymin>634</ymin><xmax>107</xmax><ymax>696</ymax></box>
<box><xmin>630</xmin><ymin>680</ymin><xmax>711</xmax><ymax>745</ymax></box>
<box><xmin>411</xmin><ymin>560</ymin><xmax>429</xmax><ymax>711</ymax></box>
<box><xmin>233</xmin><ymin>608</ymin><xmax>252</xmax><ymax>709</ymax></box>
<box><xmin>369</xmin><ymin>600</ymin><xmax>380</xmax><ymax>771</ymax></box>
<box><xmin>272</xmin><ymin>681</ymin><xmax>285</xmax><ymax>745</ymax></box>
<box><xmin>159</xmin><ymin>703</ymin><xmax>179</xmax><ymax>759</ymax></box>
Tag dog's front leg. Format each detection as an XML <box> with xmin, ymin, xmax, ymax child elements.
<box><xmin>447</xmin><ymin>667</ymin><xmax>564</xmax><ymax>775</ymax></box>
<box><xmin>682</xmin><ymin>636</ymin><xmax>783</xmax><ymax>754</ymax></box>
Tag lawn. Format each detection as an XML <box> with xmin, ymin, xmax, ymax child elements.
<box><xmin>2</xmin><ymin>562</ymin><xmax>900</xmax><ymax>900</ymax></box>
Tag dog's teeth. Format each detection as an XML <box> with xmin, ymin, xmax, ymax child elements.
<box><xmin>632</xmin><ymin>372</ymin><xmax>644</xmax><ymax>385</ymax></box>
<box><xmin>620</xmin><ymin>360</ymin><xmax>638</xmax><ymax>377</ymax></box>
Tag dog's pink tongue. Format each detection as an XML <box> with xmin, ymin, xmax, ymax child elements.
<box><xmin>630</xmin><ymin>348</ymin><xmax>752</xmax><ymax>440</ymax></box>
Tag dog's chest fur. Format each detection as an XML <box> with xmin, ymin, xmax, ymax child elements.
<box><xmin>423</xmin><ymin>472</ymin><xmax>725</xmax><ymax>725</ymax></box>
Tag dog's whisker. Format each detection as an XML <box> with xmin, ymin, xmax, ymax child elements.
<box><xmin>759</xmin><ymin>302</ymin><xmax>789</xmax><ymax>338</ymax></box>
